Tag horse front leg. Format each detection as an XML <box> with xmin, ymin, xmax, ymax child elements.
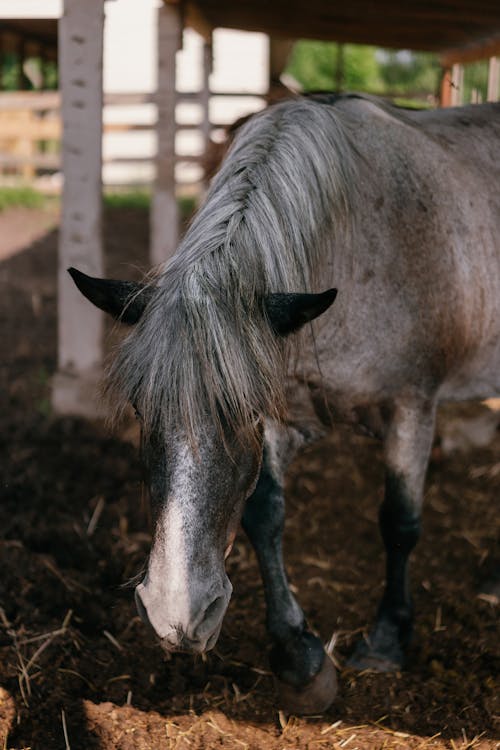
<box><xmin>242</xmin><ymin>438</ymin><xmax>337</xmax><ymax>714</ymax></box>
<box><xmin>349</xmin><ymin>396</ymin><xmax>436</xmax><ymax>671</ymax></box>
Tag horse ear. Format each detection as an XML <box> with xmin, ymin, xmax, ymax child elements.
<box><xmin>68</xmin><ymin>267</ymin><xmax>154</xmax><ymax>325</ymax></box>
<box><xmin>264</xmin><ymin>288</ymin><xmax>338</xmax><ymax>336</ymax></box>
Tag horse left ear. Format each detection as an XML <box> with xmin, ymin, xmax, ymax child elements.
<box><xmin>68</xmin><ymin>267</ymin><xmax>154</xmax><ymax>325</ymax></box>
<box><xmin>264</xmin><ymin>288</ymin><xmax>338</xmax><ymax>336</ymax></box>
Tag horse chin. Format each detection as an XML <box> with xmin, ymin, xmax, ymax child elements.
<box><xmin>159</xmin><ymin>622</ymin><xmax>223</xmax><ymax>656</ymax></box>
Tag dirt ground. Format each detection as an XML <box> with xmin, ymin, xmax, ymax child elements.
<box><xmin>0</xmin><ymin>206</ymin><xmax>498</xmax><ymax>750</ymax></box>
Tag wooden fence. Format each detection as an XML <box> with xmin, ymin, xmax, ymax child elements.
<box><xmin>0</xmin><ymin>89</ymin><xmax>265</xmax><ymax>188</ymax></box>
<box><xmin>1</xmin><ymin>68</ymin><xmax>498</xmax><ymax>186</ymax></box>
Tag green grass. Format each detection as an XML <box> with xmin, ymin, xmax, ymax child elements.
<box><xmin>0</xmin><ymin>186</ymin><xmax>199</xmax><ymax>221</ymax></box>
<box><xmin>0</xmin><ymin>186</ymin><xmax>45</xmax><ymax>212</ymax></box>
<box><xmin>103</xmin><ymin>190</ymin><xmax>151</xmax><ymax>211</ymax></box>
<box><xmin>104</xmin><ymin>190</ymin><xmax>198</xmax><ymax>222</ymax></box>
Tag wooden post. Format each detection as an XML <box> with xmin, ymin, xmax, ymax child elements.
<box><xmin>268</xmin><ymin>37</ymin><xmax>294</xmax><ymax>99</ymax></box>
<box><xmin>450</xmin><ymin>63</ymin><xmax>464</xmax><ymax>106</ymax></box>
<box><xmin>487</xmin><ymin>57</ymin><xmax>499</xmax><ymax>102</ymax></box>
<box><xmin>151</xmin><ymin>2</ymin><xmax>181</xmax><ymax>266</ymax></box>
<box><xmin>201</xmin><ymin>37</ymin><xmax>212</xmax><ymax>188</ymax></box>
<box><xmin>52</xmin><ymin>0</ymin><xmax>105</xmax><ymax>417</ymax></box>
<box><xmin>439</xmin><ymin>67</ymin><xmax>452</xmax><ymax>107</ymax></box>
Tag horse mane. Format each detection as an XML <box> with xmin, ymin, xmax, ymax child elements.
<box><xmin>107</xmin><ymin>98</ymin><xmax>357</xmax><ymax>446</ymax></box>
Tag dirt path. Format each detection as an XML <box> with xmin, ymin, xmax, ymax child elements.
<box><xmin>0</xmin><ymin>206</ymin><xmax>59</xmax><ymax>262</ymax></box>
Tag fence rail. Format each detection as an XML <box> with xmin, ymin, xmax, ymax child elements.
<box><xmin>0</xmin><ymin>89</ymin><xmax>266</xmax><ymax>186</ymax></box>
<box><xmin>6</xmin><ymin>79</ymin><xmax>495</xmax><ymax>186</ymax></box>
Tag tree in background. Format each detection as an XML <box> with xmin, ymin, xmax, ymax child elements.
<box><xmin>286</xmin><ymin>41</ymin><xmax>441</xmax><ymax>105</ymax></box>
<box><xmin>287</xmin><ymin>41</ymin><xmax>382</xmax><ymax>92</ymax></box>
<box><xmin>1</xmin><ymin>55</ymin><xmax>58</xmax><ymax>91</ymax></box>
<box><xmin>377</xmin><ymin>49</ymin><xmax>441</xmax><ymax>96</ymax></box>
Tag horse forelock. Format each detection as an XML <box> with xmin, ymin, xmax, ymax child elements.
<box><xmin>106</xmin><ymin>98</ymin><xmax>357</xmax><ymax>447</ymax></box>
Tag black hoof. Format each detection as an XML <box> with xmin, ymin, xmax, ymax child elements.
<box><xmin>347</xmin><ymin>638</ymin><xmax>403</xmax><ymax>672</ymax></box>
<box><xmin>275</xmin><ymin>653</ymin><xmax>338</xmax><ymax>714</ymax></box>
<box><xmin>347</xmin><ymin>616</ymin><xmax>408</xmax><ymax>672</ymax></box>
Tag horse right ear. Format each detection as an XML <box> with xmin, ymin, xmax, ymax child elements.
<box><xmin>264</xmin><ymin>288</ymin><xmax>338</xmax><ymax>336</ymax></box>
<box><xmin>68</xmin><ymin>268</ymin><xmax>154</xmax><ymax>325</ymax></box>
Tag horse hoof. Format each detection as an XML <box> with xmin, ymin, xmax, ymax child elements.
<box><xmin>347</xmin><ymin>640</ymin><xmax>403</xmax><ymax>673</ymax></box>
<box><xmin>275</xmin><ymin>654</ymin><xmax>337</xmax><ymax>715</ymax></box>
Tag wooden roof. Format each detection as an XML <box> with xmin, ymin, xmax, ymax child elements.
<box><xmin>179</xmin><ymin>0</ymin><xmax>500</xmax><ymax>63</ymax></box>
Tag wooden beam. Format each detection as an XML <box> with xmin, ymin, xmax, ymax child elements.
<box><xmin>183</xmin><ymin>0</ymin><xmax>500</xmax><ymax>30</ymax></box>
<box><xmin>180</xmin><ymin>0</ymin><xmax>500</xmax><ymax>52</ymax></box>
<box><xmin>440</xmin><ymin>34</ymin><xmax>500</xmax><ymax>66</ymax></box>
<box><xmin>53</xmin><ymin>0</ymin><xmax>105</xmax><ymax>417</ymax></box>
<box><xmin>151</xmin><ymin>2</ymin><xmax>181</xmax><ymax>266</ymax></box>
<box><xmin>0</xmin><ymin>91</ymin><xmax>60</xmax><ymax>109</ymax></box>
<box><xmin>183</xmin><ymin>2</ymin><xmax>214</xmax><ymax>42</ymax></box>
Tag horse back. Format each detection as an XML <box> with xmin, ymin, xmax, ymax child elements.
<box><xmin>310</xmin><ymin>98</ymin><xmax>500</xmax><ymax>408</ymax></box>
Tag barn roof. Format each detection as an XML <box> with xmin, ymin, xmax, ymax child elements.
<box><xmin>178</xmin><ymin>0</ymin><xmax>500</xmax><ymax>63</ymax></box>
<box><xmin>4</xmin><ymin>5</ymin><xmax>500</xmax><ymax>65</ymax></box>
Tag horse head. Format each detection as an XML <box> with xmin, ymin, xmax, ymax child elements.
<box><xmin>69</xmin><ymin>267</ymin><xmax>336</xmax><ymax>654</ymax></box>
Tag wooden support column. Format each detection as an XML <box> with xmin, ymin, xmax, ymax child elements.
<box><xmin>450</xmin><ymin>63</ymin><xmax>464</xmax><ymax>106</ymax></box>
<box><xmin>439</xmin><ymin>67</ymin><xmax>452</xmax><ymax>107</ymax></box>
<box><xmin>201</xmin><ymin>37</ymin><xmax>212</xmax><ymax>188</ymax></box>
<box><xmin>52</xmin><ymin>0</ymin><xmax>105</xmax><ymax>417</ymax></box>
<box><xmin>201</xmin><ymin>39</ymin><xmax>212</xmax><ymax>153</ymax></box>
<box><xmin>151</xmin><ymin>2</ymin><xmax>181</xmax><ymax>266</ymax></box>
<box><xmin>269</xmin><ymin>37</ymin><xmax>294</xmax><ymax>99</ymax></box>
<box><xmin>487</xmin><ymin>57</ymin><xmax>500</xmax><ymax>102</ymax></box>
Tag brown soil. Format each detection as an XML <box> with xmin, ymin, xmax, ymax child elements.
<box><xmin>0</xmin><ymin>207</ymin><xmax>498</xmax><ymax>750</ymax></box>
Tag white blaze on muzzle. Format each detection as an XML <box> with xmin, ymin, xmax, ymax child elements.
<box><xmin>135</xmin><ymin>437</ymin><xmax>233</xmax><ymax>651</ymax></box>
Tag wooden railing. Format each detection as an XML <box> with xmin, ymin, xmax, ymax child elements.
<box><xmin>0</xmin><ymin>90</ymin><xmax>265</xmax><ymax>186</ymax></box>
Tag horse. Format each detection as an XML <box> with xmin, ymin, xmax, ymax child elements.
<box><xmin>69</xmin><ymin>94</ymin><xmax>500</xmax><ymax>714</ymax></box>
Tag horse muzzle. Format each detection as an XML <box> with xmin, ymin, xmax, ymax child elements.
<box><xmin>134</xmin><ymin>577</ymin><xmax>232</xmax><ymax>654</ymax></box>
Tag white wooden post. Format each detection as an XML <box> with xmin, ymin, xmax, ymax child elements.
<box><xmin>52</xmin><ymin>0</ymin><xmax>105</xmax><ymax>417</ymax></box>
<box><xmin>487</xmin><ymin>57</ymin><xmax>500</xmax><ymax>102</ymax></box>
<box><xmin>201</xmin><ymin>38</ymin><xmax>212</xmax><ymax>188</ymax></box>
<box><xmin>450</xmin><ymin>63</ymin><xmax>464</xmax><ymax>106</ymax></box>
<box><xmin>151</xmin><ymin>3</ymin><xmax>181</xmax><ymax>266</ymax></box>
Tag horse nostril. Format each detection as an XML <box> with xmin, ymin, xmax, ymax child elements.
<box><xmin>204</xmin><ymin>596</ymin><xmax>222</xmax><ymax>620</ymax></box>
<box><xmin>194</xmin><ymin>595</ymin><xmax>226</xmax><ymax>639</ymax></box>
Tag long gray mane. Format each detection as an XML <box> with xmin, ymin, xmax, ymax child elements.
<box><xmin>108</xmin><ymin>98</ymin><xmax>357</xmax><ymax>444</ymax></box>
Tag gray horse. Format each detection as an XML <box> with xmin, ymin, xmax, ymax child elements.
<box><xmin>70</xmin><ymin>94</ymin><xmax>500</xmax><ymax>714</ymax></box>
